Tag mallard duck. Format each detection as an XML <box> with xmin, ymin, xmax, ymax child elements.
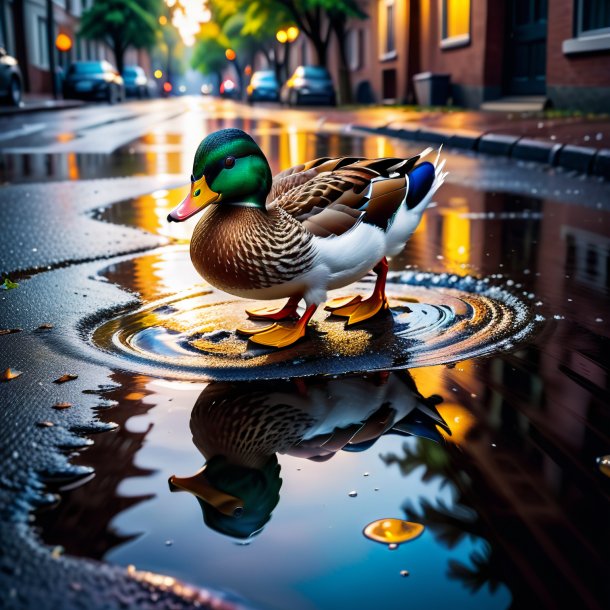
<box><xmin>168</xmin><ymin>128</ymin><xmax>447</xmax><ymax>348</ymax></box>
<box><xmin>168</xmin><ymin>372</ymin><xmax>448</xmax><ymax>538</ymax></box>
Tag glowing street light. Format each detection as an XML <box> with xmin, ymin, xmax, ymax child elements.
<box><xmin>276</xmin><ymin>26</ymin><xmax>299</xmax><ymax>44</ymax></box>
<box><xmin>287</xmin><ymin>26</ymin><xmax>299</xmax><ymax>42</ymax></box>
<box><xmin>55</xmin><ymin>33</ymin><xmax>72</xmax><ymax>52</ymax></box>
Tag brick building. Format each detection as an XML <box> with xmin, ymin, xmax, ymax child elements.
<box><xmin>0</xmin><ymin>0</ymin><xmax>152</xmax><ymax>96</ymax></box>
<box><xmin>281</xmin><ymin>0</ymin><xmax>610</xmax><ymax>112</ymax></box>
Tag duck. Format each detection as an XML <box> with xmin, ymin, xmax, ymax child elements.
<box><xmin>168</xmin><ymin>371</ymin><xmax>449</xmax><ymax>538</ymax></box>
<box><xmin>168</xmin><ymin>128</ymin><xmax>447</xmax><ymax>348</ymax></box>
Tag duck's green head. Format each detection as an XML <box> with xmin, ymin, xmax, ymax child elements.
<box><xmin>168</xmin><ymin>128</ymin><xmax>272</xmax><ymax>222</ymax></box>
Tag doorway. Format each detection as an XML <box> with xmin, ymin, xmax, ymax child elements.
<box><xmin>505</xmin><ymin>0</ymin><xmax>548</xmax><ymax>95</ymax></box>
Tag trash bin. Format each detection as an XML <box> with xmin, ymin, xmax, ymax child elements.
<box><xmin>413</xmin><ymin>72</ymin><xmax>451</xmax><ymax>106</ymax></box>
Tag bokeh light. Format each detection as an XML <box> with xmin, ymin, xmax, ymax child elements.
<box><xmin>167</xmin><ymin>0</ymin><xmax>211</xmax><ymax>47</ymax></box>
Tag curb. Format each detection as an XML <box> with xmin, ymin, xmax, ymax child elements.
<box><xmin>353</xmin><ymin>123</ymin><xmax>609</xmax><ymax>180</ymax></box>
<box><xmin>0</xmin><ymin>100</ymin><xmax>85</xmax><ymax>116</ymax></box>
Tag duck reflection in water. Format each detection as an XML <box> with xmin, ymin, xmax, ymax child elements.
<box><xmin>169</xmin><ymin>370</ymin><xmax>449</xmax><ymax>539</ymax></box>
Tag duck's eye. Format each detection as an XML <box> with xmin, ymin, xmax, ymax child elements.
<box><xmin>224</xmin><ymin>156</ymin><xmax>236</xmax><ymax>169</ymax></box>
<box><xmin>193</xmin><ymin>188</ymin><xmax>201</xmax><ymax>197</ymax></box>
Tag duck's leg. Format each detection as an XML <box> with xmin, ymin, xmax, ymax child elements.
<box><xmin>246</xmin><ymin>304</ymin><xmax>317</xmax><ymax>349</ymax></box>
<box><xmin>331</xmin><ymin>258</ymin><xmax>389</xmax><ymax>326</ymax></box>
<box><xmin>246</xmin><ymin>295</ymin><xmax>301</xmax><ymax>321</ymax></box>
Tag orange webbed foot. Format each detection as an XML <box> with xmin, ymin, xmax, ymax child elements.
<box><xmin>324</xmin><ymin>294</ymin><xmax>362</xmax><ymax>312</ymax></box>
<box><xmin>246</xmin><ymin>296</ymin><xmax>301</xmax><ymax>321</ymax></box>
<box><xmin>332</xmin><ymin>292</ymin><xmax>389</xmax><ymax>325</ymax></box>
<box><xmin>239</xmin><ymin>304</ymin><xmax>317</xmax><ymax>349</ymax></box>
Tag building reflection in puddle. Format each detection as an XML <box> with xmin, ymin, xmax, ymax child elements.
<box><xmin>168</xmin><ymin>371</ymin><xmax>448</xmax><ymax>540</ymax></box>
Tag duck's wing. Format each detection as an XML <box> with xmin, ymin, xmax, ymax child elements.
<box><xmin>269</xmin><ymin>152</ymin><xmax>434</xmax><ymax>238</ymax></box>
<box><xmin>266</xmin><ymin>156</ymin><xmax>364</xmax><ymax>204</ymax></box>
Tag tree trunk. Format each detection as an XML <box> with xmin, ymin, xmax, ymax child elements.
<box><xmin>332</xmin><ymin>18</ymin><xmax>352</xmax><ymax>105</ymax></box>
<box><xmin>112</xmin><ymin>36</ymin><xmax>126</xmax><ymax>75</ymax></box>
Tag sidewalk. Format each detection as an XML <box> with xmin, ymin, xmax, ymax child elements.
<box><xmin>319</xmin><ymin>105</ymin><xmax>610</xmax><ymax>179</ymax></box>
<box><xmin>0</xmin><ymin>94</ymin><xmax>84</xmax><ymax>116</ymax></box>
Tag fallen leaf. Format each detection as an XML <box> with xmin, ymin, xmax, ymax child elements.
<box><xmin>51</xmin><ymin>546</ymin><xmax>64</xmax><ymax>559</ymax></box>
<box><xmin>0</xmin><ymin>328</ymin><xmax>22</xmax><ymax>335</ymax></box>
<box><xmin>1</xmin><ymin>368</ymin><xmax>22</xmax><ymax>381</ymax></box>
<box><xmin>37</xmin><ymin>421</ymin><xmax>55</xmax><ymax>428</ymax></box>
<box><xmin>1</xmin><ymin>278</ymin><xmax>19</xmax><ymax>290</ymax></box>
<box><xmin>53</xmin><ymin>374</ymin><xmax>78</xmax><ymax>384</ymax></box>
<box><xmin>38</xmin><ymin>323</ymin><xmax>54</xmax><ymax>330</ymax></box>
<box><xmin>53</xmin><ymin>402</ymin><xmax>72</xmax><ymax>410</ymax></box>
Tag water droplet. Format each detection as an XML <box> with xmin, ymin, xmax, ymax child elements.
<box><xmin>363</xmin><ymin>472</ymin><xmax>370</xmax><ymax>477</ymax></box>
<box><xmin>400</xmin><ymin>570</ymin><xmax>410</xmax><ymax>577</ymax></box>
<box><xmin>597</xmin><ymin>456</ymin><xmax>610</xmax><ymax>478</ymax></box>
<box><xmin>595</xmin><ymin>318</ymin><xmax>603</xmax><ymax>323</ymax></box>
<box><xmin>348</xmin><ymin>490</ymin><xmax>358</xmax><ymax>497</ymax></box>
<box><xmin>363</xmin><ymin>519</ymin><xmax>425</xmax><ymax>546</ymax></box>
<box><xmin>165</xmin><ymin>539</ymin><xmax>173</xmax><ymax>547</ymax></box>
<box><xmin>388</xmin><ymin>543</ymin><xmax>398</xmax><ymax>550</ymax></box>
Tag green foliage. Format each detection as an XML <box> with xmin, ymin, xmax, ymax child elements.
<box><xmin>1</xmin><ymin>277</ymin><xmax>19</xmax><ymax>290</ymax></box>
<box><xmin>80</xmin><ymin>0</ymin><xmax>161</xmax><ymax>72</ymax></box>
<box><xmin>190</xmin><ymin>22</ymin><xmax>229</xmax><ymax>77</ymax></box>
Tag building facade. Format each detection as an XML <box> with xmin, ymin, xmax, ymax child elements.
<box><xmin>0</xmin><ymin>0</ymin><xmax>151</xmax><ymax>96</ymax></box>
<box><xmin>280</xmin><ymin>0</ymin><xmax>610</xmax><ymax>111</ymax></box>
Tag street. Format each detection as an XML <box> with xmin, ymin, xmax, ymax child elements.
<box><xmin>0</xmin><ymin>97</ymin><xmax>608</xmax><ymax>610</ymax></box>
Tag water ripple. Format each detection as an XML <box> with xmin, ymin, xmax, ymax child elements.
<box><xmin>87</xmin><ymin>272</ymin><xmax>541</xmax><ymax>380</ymax></box>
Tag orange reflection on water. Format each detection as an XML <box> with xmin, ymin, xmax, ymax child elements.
<box><xmin>436</xmin><ymin>402</ymin><xmax>476</xmax><ymax>444</ymax></box>
<box><xmin>442</xmin><ymin>198</ymin><xmax>470</xmax><ymax>274</ymax></box>
<box><xmin>363</xmin><ymin>518</ymin><xmax>424</xmax><ymax>546</ymax></box>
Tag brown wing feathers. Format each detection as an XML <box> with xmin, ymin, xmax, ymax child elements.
<box><xmin>271</xmin><ymin>153</ymin><xmax>425</xmax><ymax>238</ymax></box>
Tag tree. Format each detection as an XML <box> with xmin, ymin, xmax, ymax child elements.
<box><xmin>79</xmin><ymin>0</ymin><xmax>161</xmax><ymax>75</ymax></box>
<box><xmin>191</xmin><ymin>22</ymin><xmax>231</xmax><ymax>88</ymax></box>
<box><xmin>327</xmin><ymin>1</ymin><xmax>368</xmax><ymax>104</ymax></box>
<box><xmin>238</xmin><ymin>0</ymin><xmax>367</xmax><ymax>102</ymax></box>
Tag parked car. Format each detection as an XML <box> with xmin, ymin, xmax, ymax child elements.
<box><xmin>122</xmin><ymin>65</ymin><xmax>149</xmax><ymax>98</ymax></box>
<box><xmin>247</xmin><ymin>70</ymin><xmax>280</xmax><ymax>103</ymax></box>
<box><xmin>281</xmin><ymin>66</ymin><xmax>336</xmax><ymax>106</ymax></box>
<box><xmin>63</xmin><ymin>61</ymin><xmax>125</xmax><ymax>103</ymax></box>
<box><xmin>0</xmin><ymin>47</ymin><xmax>23</xmax><ymax>106</ymax></box>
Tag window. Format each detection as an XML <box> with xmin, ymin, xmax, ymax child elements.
<box><xmin>563</xmin><ymin>0</ymin><xmax>610</xmax><ymax>54</ymax></box>
<box><xmin>347</xmin><ymin>28</ymin><xmax>365</xmax><ymax>71</ymax></box>
<box><xmin>36</xmin><ymin>16</ymin><xmax>49</xmax><ymax>68</ymax></box>
<box><xmin>299</xmin><ymin>39</ymin><xmax>308</xmax><ymax>65</ymax></box>
<box><xmin>379</xmin><ymin>0</ymin><xmax>396</xmax><ymax>60</ymax></box>
<box><xmin>441</xmin><ymin>0</ymin><xmax>471</xmax><ymax>49</ymax></box>
<box><xmin>577</xmin><ymin>0</ymin><xmax>610</xmax><ymax>36</ymax></box>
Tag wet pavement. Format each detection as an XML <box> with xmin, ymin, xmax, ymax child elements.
<box><xmin>1</xmin><ymin>97</ymin><xmax>609</xmax><ymax>610</ymax></box>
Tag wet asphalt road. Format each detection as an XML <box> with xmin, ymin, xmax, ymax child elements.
<box><xmin>0</xmin><ymin>97</ymin><xmax>609</xmax><ymax>610</ymax></box>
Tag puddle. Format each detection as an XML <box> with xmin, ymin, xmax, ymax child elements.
<box><xmin>20</xmin><ymin>106</ymin><xmax>609</xmax><ymax>610</ymax></box>
<box><xmin>36</xmin><ymin>369</ymin><xmax>512</xmax><ymax>610</ymax></box>
<box><xmin>87</xmin><ymin>266</ymin><xmax>538</xmax><ymax>380</ymax></box>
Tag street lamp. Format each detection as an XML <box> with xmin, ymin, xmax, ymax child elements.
<box><xmin>55</xmin><ymin>33</ymin><xmax>72</xmax><ymax>98</ymax></box>
<box><xmin>275</xmin><ymin>26</ymin><xmax>299</xmax><ymax>82</ymax></box>
<box><xmin>55</xmin><ymin>33</ymin><xmax>72</xmax><ymax>53</ymax></box>
<box><xmin>287</xmin><ymin>26</ymin><xmax>299</xmax><ymax>43</ymax></box>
